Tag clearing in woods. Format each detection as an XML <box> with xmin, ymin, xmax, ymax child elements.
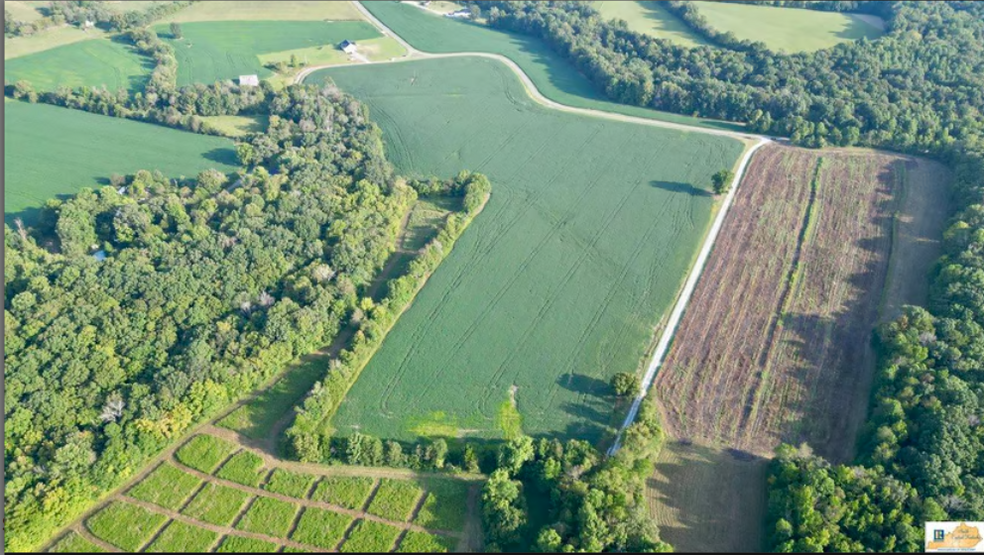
<box><xmin>692</xmin><ymin>1</ymin><xmax>885</xmax><ymax>52</ymax></box>
<box><xmin>312</xmin><ymin>56</ymin><xmax>744</xmax><ymax>443</ymax></box>
<box><xmin>649</xmin><ymin>144</ymin><xmax>951</xmax><ymax>551</ymax></box>
<box><xmin>4</xmin><ymin>36</ymin><xmax>152</xmax><ymax>92</ymax></box>
<box><xmin>592</xmin><ymin>1</ymin><xmax>711</xmax><ymax>48</ymax></box>
<box><xmin>4</xmin><ymin>100</ymin><xmax>238</xmax><ymax>224</ymax></box>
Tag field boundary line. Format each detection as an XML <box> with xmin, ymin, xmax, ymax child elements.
<box><xmin>609</xmin><ymin>137</ymin><xmax>771</xmax><ymax>454</ymax></box>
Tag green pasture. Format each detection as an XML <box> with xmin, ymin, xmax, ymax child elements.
<box><xmin>315</xmin><ymin>57</ymin><xmax>743</xmax><ymax>443</ymax></box>
<box><xmin>360</xmin><ymin>1</ymin><xmax>741</xmax><ymax>132</ymax></box>
<box><xmin>160</xmin><ymin>1</ymin><xmax>361</xmax><ymax>23</ymax></box>
<box><xmin>126</xmin><ymin>462</ymin><xmax>202</xmax><ymax>510</ymax></box>
<box><xmin>48</xmin><ymin>531</ymin><xmax>106</xmax><ymax>553</ymax></box>
<box><xmin>366</xmin><ymin>479</ymin><xmax>423</xmax><ymax>522</ymax></box>
<box><xmin>311</xmin><ymin>476</ymin><xmax>376</xmax><ymax>510</ymax></box>
<box><xmin>145</xmin><ymin>520</ymin><xmax>219</xmax><ymax>553</ymax></box>
<box><xmin>593</xmin><ymin>1</ymin><xmax>710</xmax><ymax>48</ymax></box>
<box><xmin>156</xmin><ymin>20</ymin><xmax>381</xmax><ymax>86</ymax></box>
<box><xmin>216</xmin><ymin>535</ymin><xmax>279</xmax><ymax>552</ymax></box>
<box><xmin>289</xmin><ymin>507</ymin><xmax>353</xmax><ymax>550</ymax></box>
<box><xmin>4</xmin><ymin>36</ymin><xmax>151</xmax><ymax>92</ymax></box>
<box><xmin>175</xmin><ymin>434</ymin><xmax>238</xmax><ymax>474</ymax></box>
<box><xmin>693</xmin><ymin>1</ymin><xmax>884</xmax><ymax>52</ymax></box>
<box><xmin>86</xmin><ymin>501</ymin><xmax>167</xmax><ymax>552</ymax></box>
<box><xmin>339</xmin><ymin>520</ymin><xmax>402</xmax><ymax>554</ymax></box>
<box><xmin>397</xmin><ymin>530</ymin><xmax>456</xmax><ymax>553</ymax></box>
<box><xmin>4</xmin><ymin>101</ymin><xmax>237</xmax><ymax>224</ymax></box>
<box><xmin>4</xmin><ymin>25</ymin><xmax>108</xmax><ymax>59</ymax></box>
<box><xmin>5</xmin><ymin>1</ymin><xmax>45</xmax><ymax>22</ymax></box>
<box><xmin>181</xmin><ymin>483</ymin><xmax>251</xmax><ymax>527</ymax></box>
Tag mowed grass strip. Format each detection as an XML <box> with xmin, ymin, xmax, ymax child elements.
<box><xmin>316</xmin><ymin>57</ymin><xmax>743</xmax><ymax>442</ymax></box>
<box><xmin>181</xmin><ymin>483</ymin><xmax>252</xmax><ymax>526</ymax></box>
<box><xmin>175</xmin><ymin>434</ymin><xmax>238</xmax><ymax>474</ymax></box>
<box><xmin>310</xmin><ymin>476</ymin><xmax>376</xmax><ymax>510</ymax></box>
<box><xmin>4</xmin><ymin>37</ymin><xmax>151</xmax><ymax>92</ymax></box>
<box><xmin>264</xmin><ymin>468</ymin><xmax>317</xmax><ymax>499</ymax></box>
<box><xmin>413</xmin><ymin>480</ymin><xmax>469</xmax><ymax>532</ymax></box>
<box><xmin>339</xmin><ymin>519</ymin><xmax>402</xmax><ymax>553</ymax></box>
<box><xmin>289</xmin><ymin>507</ymin><xmax>354</xmax><ymax>549</ymax></box>
<box><xmin>161</xmin><ymin>0</ymin><xmax>361</xmax><ymax>22</ymax></box>
<box><xmin>144</xmin><ymin>520</ymin><xmax>220</xmax><ymax>553</ymax></box>
<box><xmin>366</xmin><ymin>479</ymin><xmax>424</xmax><ymax>522</ymax></box>
<box><xmin>126</xmin><ymin>462</ymin><xmax>202</xmax><ymax>510</ymax></box>
<box><xmin>216</xmin><ymin>450</ymin><xmax>268</xmax><ymax>487</ymax></box>
<box><xmin>216</xmin><ymin>535</ymin><xmax>280</xmax><ymax>553</ymax></box>
<box><xmin>235</xmin><ymin>497</ymin><xmax>299</xmax><ymax>538</ymax></box>
<box><xmin>85</xmin><ymin>501</ymin><xmax>168</xmax><ymax>552</ymax></box>
<box><xmin>396</xmin><ymin>530</ymin><xmax>457</xmax><ymax>553</ymax></box>
<box><xmin>48</xmin><ymin>531</ymin><xmax>106</xmax><ymax>553</ymax></box>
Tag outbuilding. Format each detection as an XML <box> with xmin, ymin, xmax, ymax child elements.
<box><xmin>239</xmin><ymin>74</ymin><xmax>259</xmax><ymax>87</ymax></box>
<box><xmin>339</xmin><ymin>40</ymin><xmax>358</xmax><ymax>54</ymax></box>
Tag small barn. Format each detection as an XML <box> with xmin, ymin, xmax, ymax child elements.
<box><xmin>339</xmin><ymin>40</ymin><xmax>358</xmax><ymax>54</ymax></box>
<box><xmin>446</xmin><ymin>9</ymin><xmax>471</xmax><ymax>18</ymax></box>
<box><xmin>239</xmin><ymin>74</ymin><xmax>259</xmax><ymax>87</ymax></box>
<box><xmin>82</xmin><ymin>20</ymin><xmax>95</xmax><ymax>29</ymax></box>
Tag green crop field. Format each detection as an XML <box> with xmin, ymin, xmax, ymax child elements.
<box><xmin>311</xmin><ymin>57</ymin><xmax>743</xmax><ymax>443</ymax></box>
<box><xmin>289</xmin><ymin>507</ymin><xmax>353</xmax><ymax>550</ymax></box>
<box><xmin>366</xmin><ymin>479</ymin><xmax>423</xmax><ymax>522</ymax></box>
<box><xmin>397</xmin><ymin>530</ymin><xmax>456</xmax><ymax>553</ymax></box>
<box><xmin>86</xmin><ymin>501</ymin><xmax>168</xmax><ymax>552</ymax></box>
<box><xmin>235</xmin><ymin>497</ymin><xmax>299</xmax><ymax>538</ymax></box>
<box><xmin>4</xmin><ymin>25</ymin><xmax>108</xmax><ymax>60</ymax></box>
<box><xmin>48</xmin><ymin>531</ymin><xmax>106</xmax><ymax>553</ymax></box>
<box><xmin>155</xmin><ymin>21</ymin><xmax>382</xmax><ymax>86</ymax></box>
<box><xmin>160</xmin><ymin>1</ymin><xmax>361</xmax><ymax>23</ymax></box>
<box><xmin>216</xmin><ymin>450</ymin><xmax>267</xmax><ymax>487</ymax></box>
<box><xmin>339</xmin><ymin>520</ymin><xmax>402</xmax><ymax>554</ymax></box>
<box><xmin>175</xmin><ymin>434</ymin><xmax>238</xmax><ymax>474</ymax></box>
<box><xmin>4</xmin><ymin>101</ymin><xmax>237</xmax><ymax>224</ymax></box>
<box><xmin>311</xmin><ymin>476</ymin><xmax>376</xmax><ymax>510</ymax></box>
<box><xmin>181</xmin><ymin>483</ymin><xmax>251</xmax><ymax>527</ymax></box>
<box><xmin>264</xmin><ymin>468</ymin><xmax>317</xmax><ymax>499</ymax></box>
<box><xmin>593</xmin><ymin>1</ymin><xmax>710</xmax><ymax>48</ymax></box>
<box><xmin>360</xmin><ymin>1</ymin><xmax>740</xmax><ymax>132</ymax></box>
<box><xmin>693</xmin><ymin>1</ymin><xmax>884</xmax><ymax>52</ymax></box>
<box><xmin>4</xmin><ymin>36</ymin><xmax>151</xmax><ymax>92</ymax></box>
<box><xmin>216</xmin><ymin>535</ymin><xmax>279</xmax><ymax>553</ymax></box>
<box><xmin>413</xmin><ymin>480</ymin><xmax>469</xmax><ymax>532</ymax></box>
<box><xmin>126</xmin><ymin>462</ymin><xmax>202</xmax><ymax>510</ymax></box>
<box><xmin>145</xmin><ymin>520</ymin><xmax>220</xmax><ymax>552</ymax></box>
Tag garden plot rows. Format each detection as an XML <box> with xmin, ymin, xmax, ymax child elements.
<box><xmin>48</xmin><ymin>434</ymin><xmax>467</xmax><ymax>553</ymax></box>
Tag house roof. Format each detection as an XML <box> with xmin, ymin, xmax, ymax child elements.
<box><xmin>340</xmin><ymin>39</ymin><xmax>356</xmax><ymax>48</ymax></box>
<box><xmin>239</xmin><ymin>75</ymin><xmax>260</xmax><ymax>86</ymax></box>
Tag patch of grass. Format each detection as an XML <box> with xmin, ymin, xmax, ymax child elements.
<box><xmin>161</xmin><ymin>1</ymin><xmax>361</xmax><ymax>23</ymax></box>
<box><xmin>85</xmin><ymin>501</ymin><xmax>168</xmax><ymax>552</ymax></box>
<box><xmin>264</xmin><ymin>468</ymin><xmax>317</xmax><ymax>499</ymax></box>
<box><xmin>258</xmin><ymin>35</ymin><xmax>406</xmax><ymax>69</ymax></box>
<box><xmin>145</xmin><ymin>520</ymin><xmax>220</xmax><ymax>552</ymax></box>
<box><xmin>155</xmin><ymin>21</ymin><xmax>382</xmax><ymax>86</ymax></box>
<box><xmin>48</xmin><ymin>531</ymin><xmax>106</xmax><ymax>553</ymax></box>
<box><xmin>181</xmin><ymin>482</ymin><xmax>251</xmax><ymax>526</ymax></box>
<box><xmin>593</xmin><ymin>1</ymin><xmax>710</xmax><ymax>48</ymax></box>
<box><xmin>216</xmin><ymin>450</ymin><xmax>268</xmax><ymax>487</ymax></box>
<box><xmin>5</xmin><ymin>1</ymin><xmax>45</xmax><ymax>22</ymax></box>
<box><xmin>4</xmin><ymin>36</ymin><xmax>151</xmax><ymax>92</ymax></box>
<box><xmin>174</xmin><ymin>434</ymin><xmax>238</xmax><ymax>474</ymax></box>
<box><xmin>201</xmin><ymin>114</ymin><xmax>269</xmax><ymax>138</ymax></box>
<box><xmin>339</xmin><ymin>519</ymin><xmax>402</xmax><ymax>553</ymax></box>
<box><xmin>396</xmin><ymin>530</ymin><xmax>457</xmax><ymax>553</ymax></box>
<box><xmin>310</xmin><ymin>476</ymin><xmax>376</xmax><ymax>510</ymax></box>
<box><xmin>235</xmin><ymin>497</ymin><xmax>299</xmax><ymax>538</ymax></box>
<box><xmin>314</xmin><ymin>57</ymin><xmax>743</xmax><ymax>443</ymax></box>
<box><xmin>366</xmin><ymin>479</ymin><xmax>423</xmax><ymax>522</ymax></box>
<box><xmin>4</xmin><ymin>101</ymin><xmax>237</xmax><ymax>226</ymax></box>
<box><xmin>216</xmin><ymin>535</ymin><xmax>279</xmax><ymax>553</ymax></box>
<box><xmin>413</xmin><ymin>480</ymin><xmax>469</xmax><ymax>532</ymax></box>
<box><xmin>289</xmin><ymin>507</ymin><xmax>353</xmax><ymax>550</ymax></box>
<box><xmin>692</xmin><ymin>1</ymin><xmax>883</xmax><ymax>53</ymax></box>
<box><xmin>126</xmin><ymin>462</ymin><xmax>202</xmax><ymax>510</ymax></box>
<box><xmin>4</xmin><ymin>26</ymin><xmax>108</xmax><ymax>60</ymax></box>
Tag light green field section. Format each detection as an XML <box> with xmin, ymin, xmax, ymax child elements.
<box><xmin>201</xmin><ymin>114</ymin><xmax>270</xmax><ymax>137</ymax></box>
<box><xmin>418</xmin><ymin>1</ymin><xmax>465</xmax><ymax>16</ymax></box>
<box><xmin>102</xmin><ymin>1</ymin><xmax>176</xmax><ymax>13</ymax></box>
<box><xmin>258</xmin><ymin>35</ymin><xmax>406</xmax><ymax>67</ymax></box>
<box><xmin>5</xmin><ymin>1</ymin><xmax>45</xmax><ymax>22</ymax></box>
<box><xmin>160</xmin><ymin>0</ymin><xmax>361</xmax><ymax>22</ymax></box>
<box><xmin>4</xmin><ymin>25</ymin><xmax>108</xmax><ymax>59</ymax></box>
<box><xmin>693</xmin><ymin>1</ymin><xmax>884</xmax><ymax>52</ymax></box>
<box><xmin>593</xmin><ymin>1</ymin><xmax>710</xmax><ymax>48</ymax></box>
<box><xmin>361</xmin><ymin>0</ymin><xmax>742</xmax><ymax>132</ymax></box>
<box><xmin>316</xmin><ymin>57</ymin><xmax>743</xmax><ymax>443</ymax></box>
<box><xmin>4</xmin><ymin>37</ymin><xmax>151</xmax><ymax>92</ymax></box>
<box><xmin>4</xmin><ymin>101</ymin><xmax>237</xmax><ymax>224</ymax></box>
<box><xmin>156</xmin><ymin>20</ymin><xmax>382</xmax><ymax>86</ymax></box>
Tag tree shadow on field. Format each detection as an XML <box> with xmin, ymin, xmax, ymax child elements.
<box><xmin>650</xmin><ymin>180</ymin><xmax>713</xmax><ymax>197</ymax></box>
<box><xmin>202</xmin><ymin>147</ymin><xmax>240</xmax><ymax>167</ymax></box>
<box><xmin>556</xmin><ymin>373</ymin><xmax>611</xmax><ymax>398</ymax></box>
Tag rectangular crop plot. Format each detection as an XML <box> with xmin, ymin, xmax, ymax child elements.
<box><xmin>413</xmin><ymin>480</ymin><xmax>469</xmax><ymax>532</ymax></box>
<box><xmin>86</xmin><ymin>501</ymin><xmax>168</xmax><ymax>552</ymax></box>
<box><xmin>235</xmin><ymin>497</ymin><xmax>299</xmax><ymax>538</ymax></box>
<box><xmin>339</xmin><ymin>519</ymin><xmax>402</xmax><ymax>553</ymax></box>
<box><xmin>311</xmin><ymin>56</ymin><xmax>744</xmax><ymax>443</ymax></box>
<box><xmin>175</xmin><ymin>434</ymin><xmax>238</xmax><ymax>474</ymax></box>
<box><xmin>216</xmin><ymin>535</ymin><xmax>279</xmax><ymax>553</ymax></box>
<box><xmin>145</xmin><ymin>520</ymin><xmax>220</xmax><ymax>552</ymax></box>
<box><xmin>264</xmin><ymin>468</ymin><xmax>317</xmax><ymax>499</ymax></box>
<box><xmin>366</xmin><ymin>479</ymin><xmax>424</xmax><ymax>522</ymax></box>
<box><xmin>397</xmin><ymin>530</ymin><xmax>457</xmax><ymax>553</ymax></box>
<box><xmin>310</xmin><ymin>476</ymin><xmax>376</xmax><ymax>510</ymax></box>
<box><xmin>48</xmin><ymin>531</ymin><xmax>106</xmax><ymax>553</ymax></box>
<box><xmin>216</xmin><ymin>450</ymin><xmax>268</xmax><ymax>487</ymax></box>
<box><xmin>127</xmin><ymin>462</ymin><xmax>202</xmax><ymax>510</ymax></box>
<box><xmin>181</xmin><ymin>482</ymin><xmax>251</xmax><ymax>527</ymax></box>
<box><xmin>4</xmin><ymin>37</ymin><xmax>150</xmax><ymax>92</ymax></box>
<box><xmin>289</xmin><ymin>507</ymin><xmax>354</xmax><ymax>550</ymax></box>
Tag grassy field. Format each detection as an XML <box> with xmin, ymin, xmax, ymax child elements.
<box><xmin>360</xmin><ymin>1</ymin><xmax>742</xmax><ymax>132</ymax></box>
<box><xmin>145</xmin><ymin>520</ymin><xmax>219</xmax><ymax>552</ymax></box>
<box><xmin>215</xmin><ymin>535</ymin><xmax>279</xmax><ymax>552</ymax></box>
<box><xmin>175</xmin><ymin>434</ymin><xmax>238</xmax><ymax>473</ymax></box>
<box><xmin>4</xmin><ymin>25</ymin><xmax>108</xmax><ymax>59</ymax></box>
<box><xmin>5</xmin><ymin>1</ymin><xmax>45</xmax><ymax>22</ymax></box>
<box><xmin>216</xmin><ymin>450</ymin><xmax>267</xmax><ymax>487</ymax></box>
<box><xmin>289</xmin><ymin>507</ymin><xmax>353</xmax><ymax>549</ymax></box>
<box><xmin>181</xmin><ymin>483</ymin><xmax>252</xmax><ymax>527</ymax></box>
<box><xmin>413</xmin><ymin>480</ymin><xmax>470</xmax><ymax>532</ymax></box>
<box><xmin>593</xmin><ymin>1</ymin><xmax>710</xmax><ymax>48</ymax></box>
<box><xmin>126</xmin><ymin>463</ymin><xmax>202</xmax><ymax>510</ymax></box>
<box><xmin>312</xmin><ymin>56</ymin><xmax>743</xmax><ymax>443</ymax></box>
<box><xmin>4</xmin><ymin>36</ymin><xmax>151</xmax><ymax>92</ymax></box>
<box><xmin>366</xmin><ymin>479</ymin><xmax>424</xmax><ymax>522</ymax></box>
<box><xmin>311</xmin><ymin>476</ymin><xmax>376</xmax><ymax>510</ymax></box>
<box><xmin>264</xmin><ymin>468</ymin><xmax>317</xmax><ymax>499</ymax></box>
<box><xmin>397</xmin><ymin>530</ymin><xmax>457</xmax><ymax>553</ymax></box>
<box><xmin>157</xmin><ymin>20</ymin><xmax>382</xmax><ymax>86</ymax></box>
<box><xmin>339</xmin><ymin>520</ymin><xmax>402</xmax><ymax>553</ymax></box>
<box><xmin>86</xmin><ymin>501</ymin><xmax>168</xmax><ymax>552</ymax></box>
<box><xmin>201</xmin><ymin>114</ymin><xmax>269</xmax><ymax>137</ymax></box>
<box><xmin>692</xmin><ymin>1</ymin><xmax>884</xmax><ymax>52</ymax></box>
<box><xmin>234</xmin><ymin>497</ymin><xmax>299</xmax><ymax>537</ymax></box>
<box><xmin>160</xmin><ymin>1</ymin><xmax>361</xmax><ymax>23</ymax></box>
<box><xmin>4</xmin><ymin>100</ymin><xmax>237</xmax><ymax>224</ymax></box>
<box><xmin>48</xmin><ymin>531</ymin><xmax>106</xmax><ymax>553</ymax></box>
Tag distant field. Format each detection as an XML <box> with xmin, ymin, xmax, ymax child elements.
<box><xmin>4</xmin><ymin>25</ymin><xmax>108</xmax><ymax>59</ymax></box>
<box><xmin>156</xmin><ymin>20</ymin><xmax>382</xmax><ymax>86</ymax></box>
<box><xmin>5</xmin><ymin>1</ymin><xmax>45</xmax><ymax>22</ymax></box>
<box><xmin>159</xmin><ymin>0</ymin><xmax>361</xmax><ymax>22</ymax></box>
<box><xmin>361</xmin><ymin>1</ymin><xmax>743</xmax><ymax>132</ymax></box>
<box><xmin>4</xmin><ymin>101</ymin><xmax>237</xmax><ymax>224</ymax></box>
<box><xmin>4</xmin><ymin>37</ymin><xmax>151</xmax><ymax>91</ymax></box>
<box><xmin>593</xmin><ymin>1</ymin><xmax>710</xmax><ymax>48</ymax></box>
<box><xmin>693</xmin><ymin>1</ymin><xmax>884</xmax><ymax>52</ymax></box>
<box><xmin>313</xmin><ymin>57</ymin><xmax>744</xmax><ymax>442</ymax></box>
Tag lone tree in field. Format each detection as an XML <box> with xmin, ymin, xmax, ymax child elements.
<box><xmin>611</xmin><ymin>372</ymin><xmax>640</xmax><ymax>397</ymax></box>
<box><xmin>170</xmin><ymin>22</ymin><xmax>182</xmax><ymax>39</ymax></box>
<box><xmin>712</xmin><ymin>169</ymin><xmax>735</xmax><ymax>195</ymax></box>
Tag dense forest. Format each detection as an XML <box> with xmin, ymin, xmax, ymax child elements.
<box><xmin>468</xmin><ymin>1</ymin><xmax>984</xmax><ymax>551</ymax></box>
